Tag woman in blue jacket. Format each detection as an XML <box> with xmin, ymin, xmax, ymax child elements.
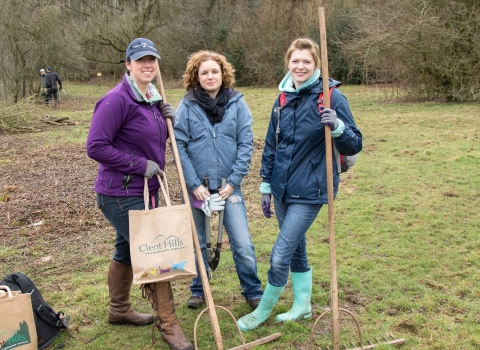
<box><xmin>238</xmin><ymin>37</ymin><xmax>362</xmax><ymax>330</ymax></box>
<box><xmin>87</xmin><ymin>38</ymin><xmax>193</xmax><ymax>350</ymax></box>
<box><xmin>174</xmin><ymin>50</ymin><xmax>263</xmax><ymax>311</ymax></box>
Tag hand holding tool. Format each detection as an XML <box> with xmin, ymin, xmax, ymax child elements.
<box><xmin>208</xmin><ymin>193</ymin><xmax>225</xmax><ymax>211</ymax></box>
<box><xmin>208</xmin><ymin>178</ymin><xmax>226</xmax><ymax>271</ymax></box>
<box><xmin>160</xmin><ymin>102</ymin><xmax>175</xmax><ymax>119</ymax></box>
<box><xmin>319</xmin><ymin>106</ymin><xmax>338</xmax><ymax>130</ymax></box>
<box><xmin>201</xmin><ymin>199</ymin><xmax>212</xmax><ymax>217</ymax></box>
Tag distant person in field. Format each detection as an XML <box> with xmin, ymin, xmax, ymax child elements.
<box><xmin>86</xmin><ymin>38</ymin><xmax>193</xmax><ymax>350</ymax></box>
<box><xmin>237</xmin><ymin>37</ymin><xmax>362</xmax><ymax>331</ymax></box>
<box><xmin>174</xmin><ymin>50</ymin><xmax>263</xmax><ymax>311</ymax></box>
<box><xmin>39</xmin><ymin>69</ymin><xmax>47</xmax><ymax>103</ymax></box>
<box><xmin>45</xmin><ymin>66</ymin><xmax>62</xmax><ymax>107</ymax></box>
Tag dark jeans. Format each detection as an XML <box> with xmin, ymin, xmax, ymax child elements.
<box><xmin>96</xmin><ymin>193</ymin><xmax>158</xmax><ymax>265</ymax></box>
<box><xmin>46</xmin><ymin>87</ymin><xmax>58</xmax><ymax>104</ymax></box>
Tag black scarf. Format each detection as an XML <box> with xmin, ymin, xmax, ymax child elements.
<box><xmin>193</xmin><ymin>87</ymin><xmax>230</xmax><ymax>125</ymax></box>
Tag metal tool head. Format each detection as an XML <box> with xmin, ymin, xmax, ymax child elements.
<box><xmin>208</xmin><ymin>246</ymin><xmax>220</xmax><ymax>271</ymax></box>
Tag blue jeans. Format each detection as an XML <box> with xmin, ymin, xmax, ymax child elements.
<box><xmin>96</xmin><ymin>193</ymin><xmax>157</xmax><ymax>265</ymax></box>
<box><xmin>268</xmin><ymin>198</ymin><xmax>322</xmax><ymax>287</ymax></box>
<box><xmin>190</xmin><ymin>187</ymin><xmax>263</xmax><ymax>301</ymax></box>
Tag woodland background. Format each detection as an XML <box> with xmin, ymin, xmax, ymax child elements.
<box><xmin>1</xmin><ymin>0</ymin><xmax>479</xmax><ymax>103</ymax></box>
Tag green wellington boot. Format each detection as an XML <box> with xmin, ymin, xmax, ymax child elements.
<box><xmin>237</xmin><ymin>283</ymin><xmax>285</xmax><ymax>331</ymax></box>
<box><xmin>276</xmin><ymin>268</ymin><xmax>312</xmax><ymax>322</ymax></box>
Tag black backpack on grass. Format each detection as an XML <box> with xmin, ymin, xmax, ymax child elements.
<box><xmin>0</xmin><ymin>272</ymin><xmax>69</xmax><ymax>350</ymax></box>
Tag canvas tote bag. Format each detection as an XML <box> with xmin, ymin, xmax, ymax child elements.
<box><xmin>129</xmin><ymin>173</ymin><xmax>197</xmax><ymax>284</ymax></box>
<box><xmin>0</xmin><ymin>285</ymin><xmax>38</xmax><ymax>350</ymax></box>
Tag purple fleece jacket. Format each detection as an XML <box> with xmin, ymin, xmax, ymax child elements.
<box><xmin>86</xmin><ymin>75</ymin><xmax>168</xmax><ymax>196</ymax></box>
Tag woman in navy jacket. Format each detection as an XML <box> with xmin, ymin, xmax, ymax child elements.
<box><xmin>238</xmin><ymin>37</ymin><xmax>362</xmax><ymax>330</ymax></box>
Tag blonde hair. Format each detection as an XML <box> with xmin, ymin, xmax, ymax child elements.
<box><xmin>284</xmin><ymin>38</ymin><xmax>321</xmax><ymax>70</ymax></box>
<box><xmin>182</xmin><ymin>50</ymin><xmax>235</xmax><ymax>91</ymax></box>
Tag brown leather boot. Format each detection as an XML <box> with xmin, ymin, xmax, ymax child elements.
<box><xmin>142</xmin><ymin>282</ymin><xmax>194</xmax><ymax>350</ymax></box>
<box><xmin>108</xmin><ymin>260</ymin><xmax>155</xmax><ymax>325</ymax></box>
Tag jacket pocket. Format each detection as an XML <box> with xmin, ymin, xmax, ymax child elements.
<box><xmin>308</xmin><ymin>161</ymin><xmax>323</xmax><ymax>199</ymax></box>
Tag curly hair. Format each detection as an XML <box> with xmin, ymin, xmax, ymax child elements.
<box><xmin>182</xmin><ymin>50</ymin><xmax>235</xmax><ymax>91</ymax></box>
<box><xmin>284</xmin><ymin>38</ymin><xmax>321</xmax><ymax>70</ymax></box>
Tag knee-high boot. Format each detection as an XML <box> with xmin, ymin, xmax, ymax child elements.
<box><xmin>237</xmin><ymin>282</ymin><xmax>285</xmax><ymax>331</ymax></box>
<box><xmin>142</xmin><ymin>282</ymin><xmax>194</xmax><ymax>350</ymax></box>
<box><xmin>108</xmin><ymin>260</ymin><xmax>154</xmax><ymax>325</ymax></box>
<box><xmin>276</xmin><ymin>268</ymin><xmax>312</xmax><ymax>322</ymax></box>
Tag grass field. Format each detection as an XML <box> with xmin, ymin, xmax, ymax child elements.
<box><xmin>1</xmin><ymin>82</ymin><xmax>479</xmax><ymax>349</ymax></box>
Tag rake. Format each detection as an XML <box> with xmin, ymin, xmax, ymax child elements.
<box><xmin>311</xmin><ymin>5</ymin><xmax>405</xmax><ymax>350</ymax></box>
<box><xmin>155</xmin><ymin>69</ymin><xmax>281</xmax><ymax>350</ymax></box>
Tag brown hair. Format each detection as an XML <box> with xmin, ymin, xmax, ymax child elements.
<box><xmin>284</xmin><ymin>38</ymin><xmax>321</xmax><ymax>70</ymax></box>
<box><xmin>182</xmin><ymin>50</ymin><xmax>235</xmax><ymax>91</ymax></box>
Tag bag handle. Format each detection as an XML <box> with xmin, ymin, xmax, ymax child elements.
<box><xmin>2</xmin><ymin>272</ymin><xmax>69</xmax><ymax>328</ymax></box>
<box><xmin>0</xmin><ymin>285</ymin><xmax>12</xmax><ymax>298</ymax></box>
<box><xmin>143</xmin><ymin>172</ymin><xmax>171</xmax><ymax>209</ymax></box>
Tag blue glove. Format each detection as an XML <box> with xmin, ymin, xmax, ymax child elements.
<box><xmin>261</xmin><ymin>194</ymin><xmax>273</xmax><ymax>218</ymax></box>
<box><xmin>320</xmin><ymin>107</ymin><xmax>338</xmax><ymax>130</ymax></box>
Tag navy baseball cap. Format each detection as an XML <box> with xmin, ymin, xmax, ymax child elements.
<box><xmin>126</xmin><ymin>38</ymin><xmax>160</xmax><ymax>60</ymax></box>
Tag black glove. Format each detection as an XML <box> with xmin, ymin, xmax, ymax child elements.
<box><xmin>320</xmin><ymin>107</ymin><xmax>338</xmax><ymax>130</ymax></box>
<box><xmin>160</xmin><ymin>103</ymin><xmax>175</xmax><ymax>119</ymax></box>
<box><xmin>59</xmin><ymin>87</ymin><xmax>62</xmax><ymax>90</ymax></box>
<box><xmin>144</xmin><ymin>160</ymin><xmax>161</xmax><ymax>179</ymax></box>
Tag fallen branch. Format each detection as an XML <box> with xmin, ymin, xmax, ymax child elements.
<box><xmin>41</xmin><ymin>115</ymin><xmax>77</xmax><ymax>126</ymax></box>
<box><xmin>0</xmin><ymin>96</ymin><xmax>47</xmax><ymax>133</ymax></box>
<box><xmin>84</xmin><ymin>331</ymin><xmax>106</xmax><ymax>344</ymax></box>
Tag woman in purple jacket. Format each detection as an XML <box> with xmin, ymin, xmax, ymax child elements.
<box><xmin>87</xmin><ymin>38</ymin><xmax>193</xmax><ymax>350</ymax></box>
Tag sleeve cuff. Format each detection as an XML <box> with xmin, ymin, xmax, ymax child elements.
<box><xmin>331</xmin><ymin>119</ymin><xmax>345</xmax><ymax>138</ymax></box>
<box><xmin>259</xmin><ymin>182</ymin><xmax>272</xmax><ymax>194</ymax></box>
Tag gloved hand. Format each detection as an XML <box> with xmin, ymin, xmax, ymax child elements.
<box><xmin>144</xmin><ymin>160</ymin><xmax>161</xmax><ymax>179</ymax></box>
<box><xmin>209</xmin><ymin>193</ymin><xmax>225</xmax><ymax>211</ymax></box>
<box><xmin>160</xmin><ymin>103</ymin><xmax>175</xmax><ymax>119</ymax></box>
<box><xmin>201</xmin><ymin>199</ymin><xmax>212</xmax><ymax>217</ymax></box>
<box><xmin>261</xmin><ymin>194</ymin><xmax>273</xmax><ymax>218</ymax></box>
<box><xmin>320</xmin><ymin>107</ymin><xmax>338</xmax><ymax>130</ymax></box>
<box><xmin>59</xmin><ymin>87</ymin><xmax>62</xmax><ymax>91</ymax></box>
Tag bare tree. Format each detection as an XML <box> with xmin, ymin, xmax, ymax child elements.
<box><xmin>0</xmin><ymin>1</ymin><xmax>85</xmax><ymax>101</ymax></box>
<box><xmin>1</xmin><ymin>0</ymin><xmax>477</xmax><ymax>102</ymax></box>
<box><xmin>0</xmin><ymin>1</ymin><xmax>57</xmax><ymax>101</ymax></box>
<box><xmin>66</xmin><ymin>0</ymin><xmax>182</xmax><ymax>78</ymax></box>
<box><xmin>340</xmin><ymin>0</ymin><xmax>480</xmax><ymax>101</ymax></box>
